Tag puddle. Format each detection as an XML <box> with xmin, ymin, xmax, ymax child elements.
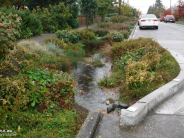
<box><xmin>74</xmin><ymin>53</ymin><xmax>120</xmax><ymax>112</ymax></box>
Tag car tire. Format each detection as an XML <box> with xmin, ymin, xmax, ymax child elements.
<box><xmin>139</xmin><ymin>26</ymin><xmax>142</xmax><ymax>30</ymax></box>
<box><xmin>166</xmin><ymin>21</ymin><xmax>167</xmax><ymax>23</ymax></box>
<box><xmin>155</xmin><ymin>26</ymin><xmax>158</xmax><ymax>29</ymax></box>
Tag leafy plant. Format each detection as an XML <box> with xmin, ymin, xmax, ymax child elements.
<box><xmin>99</xmin><ymin>69</ymin><xmax>125</xmax><ymax>88</ymax></box>
<box><xmin>56</xmin><ymin>30</ymin><xmax>80</xmax><ymax>43</ymax></box>
<box><xmin>103</xmin><ymin>31</ymin><xmax>123</xmax><ymax>42</ymax></box>
<box><xmin>32</xmin><ymin>3</ymin><xmax>72</xmax><ymax>33</ymax></box>
<box><xmin>111</xmin><ymin>15</ymin><xmax>130</xmax><ymax>23</ymax></box>
<box><xmin>56</xmin><ymin>29</ymin><xmax>96</xmax><ymax>43</ymax></box>
<box><xmin>44</xmin><ymin>37</ymin><xmax>67</xmax><ymax>49</ymax></box>
<box><xmin>87</xmin><ymin>28</ymin><xmax>109</xmax><ymax>37</ymax></box>
<box><xmin>0</xmin><ymin>12</ymin><xmax>21</xmax><ymax>60</ymax></box>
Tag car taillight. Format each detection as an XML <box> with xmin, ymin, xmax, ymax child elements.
<box><xmin>141</xmin><ymin>20</ymin><xmax>146</xmax><ymax>22</ymax></box>
<box><xmin>153</xmin><ymin>19</ymin><xmax>158</xmax><ymax>21</ymax></box>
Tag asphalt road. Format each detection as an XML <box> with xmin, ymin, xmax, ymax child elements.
<box><xmin>134</xmin><ymin>22</ymin><xmax>184</xmax><ymax>56</ymax></box>
<box><xmin>95</xmin><ymin>22</ymin><xmax>184</xmax><ymax>138</ymax></box>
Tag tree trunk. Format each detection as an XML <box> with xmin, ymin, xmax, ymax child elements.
<box><xmin>119</xmin><ymin>0</ymin><xmax>122</xmax><ymax>15</ymax></box>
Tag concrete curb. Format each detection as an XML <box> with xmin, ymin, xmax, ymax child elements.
<box><xmin>76</xmin><ymin>111</ymin><xmax>103</xmax><ymax>138</ymax></box>
<box><xmin>128</xmin><ymin>23</ymin><xmax>137</xmax><ymax>40</ymax></box>
<box><xmin>120</xmin><ymin>51</ymin><xmax>184</xmax><ymax>127</ymax></box>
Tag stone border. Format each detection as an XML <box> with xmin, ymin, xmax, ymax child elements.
<box><xmin>120</xmin><ymin>51</ymin><xmax>184</xmax><ymax>127</ymax></box>
<box><xmin>76</xmin><ymin>111</ymin><xmax>103</xmax><ymax>138</ymax></box>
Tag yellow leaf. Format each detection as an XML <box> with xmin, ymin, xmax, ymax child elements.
<box><xmin>17</xmin><ymin>125</ymin><xmax>20</xmax><ymax>132</ymax></box>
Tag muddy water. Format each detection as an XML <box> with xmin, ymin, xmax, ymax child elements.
<box><xmin>74</xmin><ymin>54</ymin><xmax>120</xmax><ymax>112</ymax></box>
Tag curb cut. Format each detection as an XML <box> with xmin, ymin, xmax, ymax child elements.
<box><xmin>76</xmin><ymin>111</ymin><xmax>103</xmax><ymax>138</ymax></box>
<box><xmin>120</xmin><ymin>51</ymin><xmax>184</xmax><ymax>127</ymax></box>
<box><xmin>128</xmin><ymin>23</ymin><xmax>137</xmax><ymax>40</ymax></box>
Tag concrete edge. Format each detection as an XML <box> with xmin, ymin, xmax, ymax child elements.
<box><xmin>128</xmin><ymin>23</ymin><xmax>137</xmax><ymax>40</ymax></box>
<box><xmin>76</xmin><ymin>111</ymin><xmax>103</xmax><ymax>138</ymax></box>
<box><xmin>120</xmin><ymin>51</ymin><xmax>184</xmax><ymax>127</ymax></box>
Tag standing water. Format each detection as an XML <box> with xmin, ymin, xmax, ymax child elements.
<box><xmin>74</xmin><ymin>53</ymin><xmax>120</xmax><ymax>112</ymax></box>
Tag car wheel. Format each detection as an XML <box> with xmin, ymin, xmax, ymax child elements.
<box><xmin>166</xmin><ymin>21</ymin><xmax>167</xmax><ymax>23</ymax></box>
<box><xmin>139</xmin><ymin>26</ymin><xmax>142</xmax><ymax>30</ymax></box>
<box><xmin>155</xmin><ymin>26</ymin><xmax>158</xmax><ymax>29</ymax></box>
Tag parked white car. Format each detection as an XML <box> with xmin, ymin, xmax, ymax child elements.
<box><xmin>138</xmin><ymin>14</ymin><xmax>159</xmax><ymax>30</ymax></box>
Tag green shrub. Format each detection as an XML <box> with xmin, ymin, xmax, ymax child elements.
<box><xmin>68</xmin><ymin>18</ymin><xmax>79</xmax><ymax>28</ymax></box>
<box><xmin>103</xmin><ymin>31</ymin><xmax>123</xmax><ymax>42</ymax></box>
<box><xmin>0</xmin><ymin>12</ymin><xmax>21</xmax><ymax>60</ymax></box>
<box><xmin>1</xmin><ymin>7</ymin><xmax>43</xmax><ymax>39</ymax></box>
<box><xmin>91</xmin><ymin>60</ymin><xmax>104</xmax><ymax>67</ymax></box>
<box><xmin>111</xmin><ymin>15</ymin><xmax>130</xmax><ymax>23</ymax></box>
<box><xmin>106</xmin><ymin>13</ymin><xmax>118</xmax><ymax>17</ymax></box>
<box><xmin>82</xmin><ymin>39</ymin><xmax>104</xmax><ymax>54</ymax></box>
<box><xmin>44</xmin><ymin>37</ymin><xmax>67</xmax><ymax>49</ymax></box>
<box><xmin>99</xmin><ymin>69</ymin><xmax>125</xmax><ymax>88</ymax></box>
<box><xmin>78</xmin><ymin>30</ymin><xmax>96</xmax><ymax>40</ymax></box>
<box><xmin>87</xmin><ymin>28</ymin><xmax>109</xmax><ymax>37</ymax></box>
<box><xmin>18</xmin><ymin>41</ymin><xmax>50</xmax><ymax>56</ymax></box>
<box><xmin>32</xmin><ymin>3</ymin><xmax>72</xmax><ymax>33</ymax></box>
<box><xmin>35</xmin><ymin>55</ymin><xmax>72</xmax><ymax>71</ymax></box>
<box><xmin>44</xmin><ymin>42</ymin><xmax>63</xmax><ymax>56</ymax></box>
<box><xmin>97</xmin><ymin>22</ymin><xmax>112</xmax><ymax>28</ymax></box>
<box><xmin>18</xmin><ymin>10</ymin><xmax>43</xmax><ymax>38</ymax></box>
<box><xmin>64</xmin><ymin>43</ymin><xmax>85</xmax><ymax>67</ymax></box>
<box><xmin>111</xmin><ymin>37</ymin><xmax>164</xmax><ymax>58</ymax></box>
<box><xmin>56</xmin><ymin>30</ymin><xmax>80</xmax><ymax>43</ymax></box>
<box><xmin>56</xmin><ymin>30</ymin><xmax>96</xmax><ymax>43</ymax></box>
<box><xmin>121</xmin><ymin>30</ymin><xmax>129</xmax><ymax>39</ymax></box>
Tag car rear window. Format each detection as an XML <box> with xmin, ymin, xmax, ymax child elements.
<box><xmin>166</xmin><ymin>15</ymin><xmax>174</xmax><ymax>17</ymax></box>
<box><xmin>142</xmin><ymin>14</ymin><xmax>156</xmax><ymax>18</ymax></box>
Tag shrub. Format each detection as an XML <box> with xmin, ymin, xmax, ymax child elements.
<box><xmin>103</xmin><ymin>31</ymin><xmax>123</xmax><ymax>42</ymax></box>
<box><xmin>0</xmin><ymin>12</ymin><xmax>21</xmax><ymax>60</ymax></box>
<box><xmin>44</xmin><ymin>42</ymin><xmax>63</xmax><ymax>56</ymax></box>
<box><xmin>68</xmin><ymin>18</ymin><xmax>79</xmax><ymax>28</ymax></box>
<box><xmin>18</xmin><ymin>10</ymin><xmax>43</xmax><ymax>38</ymax></box>
<box><xmin>106</xmin><ymin>13</ymin><xmax>118</xmax><ymax>17</ymax></box>
<box><xmin>56</xmin><ymin>30</ymin><xmax>96</xmax><ymax>43</ymax></box>
<box><xmin>1</xmin><ymin>7</ymin><xmax>43</xmax><ymax>39</ymax></box>
<box><xmin>82</xmin><ymin>39</ymin><xmax>104</xmax><ymax>53</ymax></box>
<box><xmin>111</xmin><ymin>15</ymin><xmax>130</xmax><ymax>23</ymax></box>
<box><xmin>44</xmin><ymin>37</ymin><xmax>67</xmax><ymax>49</ymax></box>
<box><xmin>111</xmin><ymin>37</ymin><xmax>164</xmax><ymax>58</ymax></box>
<box><xmin>32</xmin><ymin>3</ymin><xmax>72</xmax><ymax>33</ymax></box>
<box><xmin>97</xmin><ymin>22</ymin><xmax>112</xmax><ymax>28</ymax></box>
<box><xmin>18</xmin><ymin>41</ymin><xmax>50</xmax><ymax>56</ymax></box>
<box><xmin>99</xmin><ymin>69</ymin><xmax>125</xmax><ymax>88</ymax></box>
<box><xmin>121</xmin><ymin>30</ymin><xmax>129</xmax><ymax>39</ymax></box>
<box><xmin>87</xmin><ymin>28</ymin><xmax>109</xmax><ymax>37</ymax></box>
<box><xmin>64</xmin><ymin>43</ymin><xmax>85</xmax><ymax>67</ymax></box>
<box><xmin>77</xmin><ymin>30</ymin><xmax>96</xmax><ymax>40</ymax></box>
<box><xmin>91</xmin><ymin>60</ymin><xmax>104</xmax><ymax>67</ymax></box>
<box><xmin>56</xmin><ymin>30</ymin><xmax>80</xmax><ymax>43</ymax></box>
<box><xmin>35</xmin><ymin>55</ymin><xmax>72</xmax><ymax>71</ymax></box>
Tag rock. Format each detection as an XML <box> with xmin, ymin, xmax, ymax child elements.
<box><xmin>107</xmin><ymin>98</ymin><xmax>115</xmax><ymax>104</ymax></box>
<box><xmin>106</xmin><ymin>100</ymin><xmax>110</xmax><ymax>105</ymax></box>
<box><xmin>118</xmin><ymin>103</ymin><xmax>129</xmax><ymax>109</ymax></box>
<box><xmin>107</xmin><ymin>107</ymin><xmax>115</xmax><ymax>113</ymax></box>
<box><xmin>112</xmin><ymin>104</ymin><xmax>119</xmax><ymax>109</ymax></box>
